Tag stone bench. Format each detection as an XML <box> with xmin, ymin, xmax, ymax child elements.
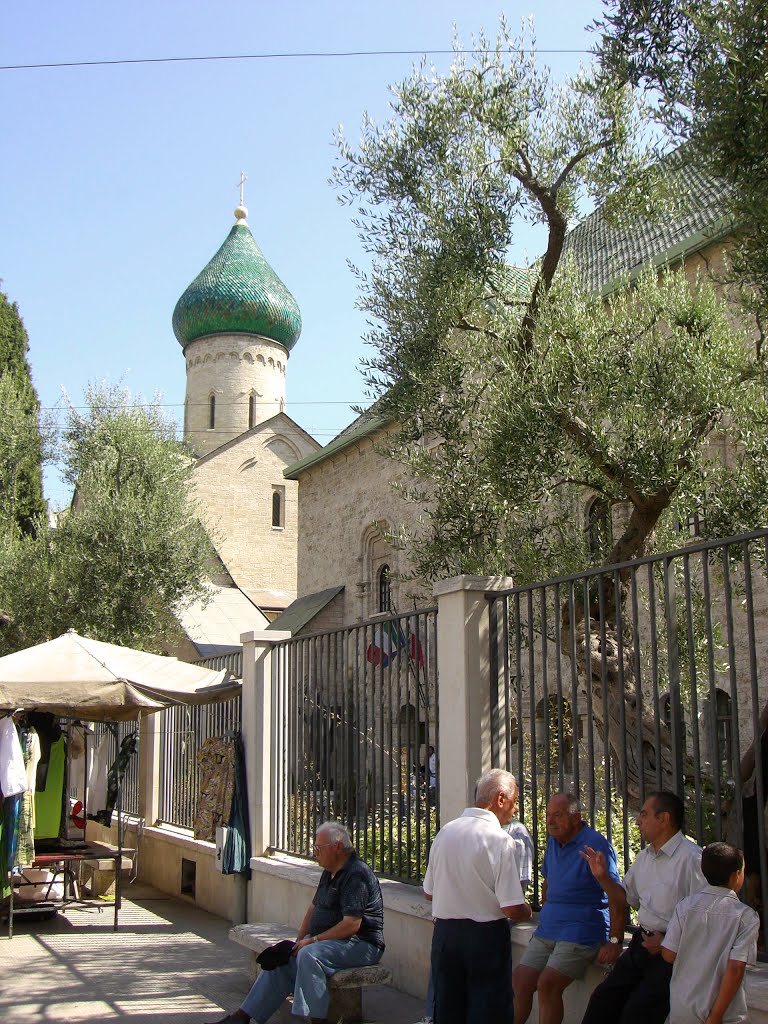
<box><xmin>229</xmin><ymin>922</ymin><xmax>392</xmax><ymax>1023</ymax></box>
<box><xmin>80</xmin><ymin>846</ymin><xmax>134</xmax><ymax>897</ymax></box>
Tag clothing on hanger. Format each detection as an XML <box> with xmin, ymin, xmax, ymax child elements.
<box><xmin>34</xmin><ymin>736</ymin><xmax>65</xmax><ymax>839</ymax></box>
<box><xmin>87</xmin><ymin>734</ymin><xmax>111</xmax><ymax>816</ymax></box>
<box><xmin>194</xmin><ymin>736</ymin><xmax>236</xmax><ymax>842</ymax></box>
<box><xmin>0</xmin><ymin>717</ymin><xmax>27</xmax><ymax>799</ymax></box>
<box><xmin>16</xmin><ymin>726</ymin><xmax>40</xmax><ymax>867</ymax></box>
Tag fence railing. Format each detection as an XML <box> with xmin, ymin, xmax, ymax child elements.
<box><xmin>158</xmin><ymin>696</ymin><xmax>242</xmax><ymax>830</ymax></box>
<box><xmin>89</xmin><ymin>721</ymin><xmax>141</xmax><ymax>819</ymax></box>
<box><xmin>488</xmin><ymin>528</ymin><xmax>768</xmax><ymax>953</ymax></box>
<box><xmin>194</xmin><ymin>649</ymin><xmax>243</xmax><ymax>679</ymax></box>
<box><xmin>269</xmin><ymin>609</ymin><xmax>438</xmax><ymax>884</ymax></box>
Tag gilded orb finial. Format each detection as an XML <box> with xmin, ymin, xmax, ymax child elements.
<box><xmin>235</xmin><ymin>171</ymin><xmax>248</xmax><ymax>223</ymax></box>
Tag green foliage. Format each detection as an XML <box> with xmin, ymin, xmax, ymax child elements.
<box><xmin>0</xmin><ymin>290</ymin><xmax>46</xmax><ymax>536</ymax></box>
<box><xmin>0</xmin><ymin>382</ymin><xmax>213</xmax><ymax>655</ymax></box>
<box><xmin>285</xmin><ymin>790</ymin><xmax>437</xmax><ymax>883</ymax></box>
<box><xmin>335</xmin><ymin>19</ymin><xmax>766</xmax><ymax>586</ymax></box>
<box><xmin>358</xmin><ymin>808</ymin><xmax>438</xmax><ymax>883</ymax></box>
<box><xmin>597</xmin><ymin>0</ymin><xmax>768</xmax><ymax>322</ymax></box>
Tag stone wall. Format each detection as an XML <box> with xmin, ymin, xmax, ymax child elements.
<box><xmin>294</xmin><ymin>425</ymin><xmax>430</xmax><ymax>622</ymax></box>
<box><xmin>194</xmin><ymin>414</ymin><xmax>318</xmax><ymax>600</ymax></box>
<box><xmin>184</xmin><ymin>333</ymin><xmax>288</xmax><ymax>458</ymax></box>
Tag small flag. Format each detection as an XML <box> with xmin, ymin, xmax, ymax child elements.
<box><xmin>366</xmin><ymin>622</ymin><xmax>406</xmax><ymax>668</ymax></box>
<box><xmin>409</xmin><ymin>631</ymin><xmax>425</xmax><ymax>667</ymax></box>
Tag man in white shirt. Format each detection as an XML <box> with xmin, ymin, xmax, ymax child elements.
<box><xmin>581</xmin><ymin>790</ymin><xmax>706</xmax><ymax>1024</ymax></box>
<box><xmin>423</xmin><ymin>768</ymin><xmax>532</xmax><ymax>1024</ymax></box>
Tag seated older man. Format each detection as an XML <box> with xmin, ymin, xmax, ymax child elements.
<box><xmin>210</xmin><ymin>821</ymin><xmax>384</xmax><ymax>1024</ymax></box>
<box><xmin>512</xmin><ymin>793</ymin><xmax>626</xmax><ymax>1024</ymax></box>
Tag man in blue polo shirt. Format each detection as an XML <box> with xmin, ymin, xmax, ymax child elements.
<box><xmin>512</xmin><ymin>792</ymin><xmax>626</xmax><ymax>1024</ymax></box>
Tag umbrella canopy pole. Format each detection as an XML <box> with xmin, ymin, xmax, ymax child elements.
<box><xmin>108</xmin><ymin>722</ymin><xmax>122</xmax><ymax>930</ymax></box>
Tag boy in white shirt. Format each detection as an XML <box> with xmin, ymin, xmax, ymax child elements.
<box><xmin>662</xmin><ymin>842</ymin><xmax>759</xmax><ymax>1024</ymax></box>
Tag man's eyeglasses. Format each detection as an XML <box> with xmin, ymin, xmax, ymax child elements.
<box><xmin>313</xmin><ymin>842</ymin><xmax>335</xmax><ymax>853</ymax></box>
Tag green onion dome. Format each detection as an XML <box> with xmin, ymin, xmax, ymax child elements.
<box><xmin>172</xmin><ymin>207</ymin><xmax>302</xmax><ymax>351</ymax></box>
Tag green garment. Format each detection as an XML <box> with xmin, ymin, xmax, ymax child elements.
<box><xmin>34</xmin><ymin>736</ymin><xmax>65</xmax><ymax>839</ymax></box>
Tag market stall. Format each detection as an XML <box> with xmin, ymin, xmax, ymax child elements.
<box><xmin>0</xmin><ymin>629</ymin><xmax>239</xmax><ymax>937</ymax></box>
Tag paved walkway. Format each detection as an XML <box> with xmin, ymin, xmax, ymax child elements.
<box><xmin>0</xmin><ymin>882</ymin><xmax>423</xmax><ymax>1024</ymax></box>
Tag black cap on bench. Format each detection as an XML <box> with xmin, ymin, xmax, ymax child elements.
<box><xmin>256</xmin><ymin>940</ymin><xmax>295</xmax><ymax>970</ymax></box>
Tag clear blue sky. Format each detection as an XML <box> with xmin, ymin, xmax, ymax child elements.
<box><xmin>1</xmin><ymin>0</ymin><xmax>603</xmax><ymax>509</ymax></box>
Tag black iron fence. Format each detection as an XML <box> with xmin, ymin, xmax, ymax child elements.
<box><xmin>270</xmin><ymin>609</ymin><xmax>438</xmax><ymax>884</ymax></box>
<box><xmin>488</xmin><ymin>529</ymin><xmax>768</xmax><ymax>951</ymax></box>
<box><xmin>158</xmin><ymin>696</ymin><xmax>242</xmax><ymax>830</ymax></box>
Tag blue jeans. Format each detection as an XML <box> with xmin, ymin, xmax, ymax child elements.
<box><xmin>240</xmin><ymin>936</ymin><xmax>384</xmax><ymax>1021</ymax></box>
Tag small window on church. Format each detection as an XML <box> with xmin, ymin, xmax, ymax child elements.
<box><xmin>208</xmin><ymin>394</ymin><xmax>216</xmax><ymax>430</ymax></box>
<box><xmin>378</xmin><ymin>564</ymin><xmax>391</xmax><ymax>613</ymax></box>
<box><xmin>272</xmin><ymin>487</ymin><xmax>285</xmax><ymax>529</ymax></box>
<box><xmin>248</xmin><ymin>394</ymin><xmax>255</xmax><ymax>430</ymax></box>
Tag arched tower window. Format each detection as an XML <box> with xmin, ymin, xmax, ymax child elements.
<box><xmin>272</xmin><ymin>488</ymin><xmax>284</xmax><ymax>529</ymax></box>
<box><xmin>208</xmin><ymin>394</ymin><xmax>216</xmax><ymax>430</ymax></box>
<box><xmin>378</xmin><ymin>564</ymin><xmax>392</xmax><ymax>613</ymax></box>
<box><xmin>248</xmin><ymin>393</ymin><xmax>255</xmax><ymax>430</ymax></box>
<box><xmin>586</xmin><ymin>496</ymin><xmax>613</xmax><ymax>560</ymax></box>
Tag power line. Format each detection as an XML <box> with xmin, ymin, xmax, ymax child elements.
<box><xmin>0</xmin><ymin>400</ymin><xmax>375</xmax><ymax>412</ymax></box>
<box><xmin>0</xmin><ymin>47</ymin><xmax>592</xmax><ymax>72</ymax></box>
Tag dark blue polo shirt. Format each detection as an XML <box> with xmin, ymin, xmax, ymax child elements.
<box><xmin>536</xmin><ymin>823</ymin><xmax>621</xmax><ymax>945</ymax></box>
<box><xmin>310</xmin><ymin>851</ymin><xmax>385</xmax><ymax>949</ymax></box>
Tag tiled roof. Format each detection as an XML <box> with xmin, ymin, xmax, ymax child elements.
<box><xmin>283</xmin><ymin>408</ymin><xmax>390</xmax><ymax>479</ymax></box>
<box><xmin>564</xmin><ymin>156</ymin><xmax>732</xmax><ymax>294</ymax></box>
<box><xmin>175</xmin><ymin>584</ymin><xmax>268</xmax><ymax>654</ymax></box>
<box><xmin>173</xmin><ymin>222</ymin><xmax>302</xmax><ymax>351</ymax></box>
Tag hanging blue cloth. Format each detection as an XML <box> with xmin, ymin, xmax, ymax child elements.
<box><xmin>223</xmin><ymin>733</ymin><xmax>251</xmax><ymax>876</ymax></box>
<box><xmin>0</xmin><ymin>794</ymin><xmax>22</xmax><ymax>898</ymax></box>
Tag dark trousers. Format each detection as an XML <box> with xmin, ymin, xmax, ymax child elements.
<box><xmin>580</xmin><ymin>930</ymin><xmax>673</xmax><ymax>1024</ymax></box>
<box><xmin>432</xmin><ymin>917</ymin><xmax>512</xmax><ymax>1024</ymax></box>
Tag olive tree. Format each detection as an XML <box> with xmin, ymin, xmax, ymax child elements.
<box><xmin>0</xmin><ymin>383</ymin><xmax>213</xmax><ymax>655</ymax></box>
<box><xmin>334</xmin><ymin>21</ymin><xmax>768</xmax><ymax>798</ymax></box>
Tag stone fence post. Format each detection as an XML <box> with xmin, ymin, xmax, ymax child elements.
<box><xmin>240</xmin><ymin>629</ymin><xmax>291</xmax><ymax>860</ymax></box>
<box><xmin>433</xmin><ymin>575</ymin><xmax>514</xmax><ymax>825</ymax></box>
<box><xmin>138</xmin><ymin>711</ymin><xmax>161</xmax><ymax>825</ymax></box>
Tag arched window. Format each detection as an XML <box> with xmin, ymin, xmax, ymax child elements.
<box><xmin>378</xmin><ymin>564</ymin><xmax>391</xmax><ymax>613</ymax></box>
<box><xmin>248</xmin><ymin>394</ymin><xmax>255</xmax><ymax>430</ymax></box>
<box><xmin>208</xmin><ymin>394</ymin><xmax>216</xmax><ymax>430</ymax></box>
<box><xmin>586</xmin><ymin>496</ymin><xmax>612</xmax><ymax>560</ymax></box>
<box><xmin>272</xmin><ymin>490</ymin><xmax>282</xmax><ymax>528</ymax></box>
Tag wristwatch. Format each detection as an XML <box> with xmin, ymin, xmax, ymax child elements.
<box><xmin>609</xmin><ymin>936</ymin><xmax>621</xmax><ymax>945</ymax></box>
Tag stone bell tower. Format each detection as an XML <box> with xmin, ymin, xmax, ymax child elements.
<box><xmin>172</xmin><ymin>199</ymin><xmax>302</xmax><ymax>457</ymax></box>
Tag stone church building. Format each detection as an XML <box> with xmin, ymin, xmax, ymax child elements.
<box><xmin>168</xmin><ymin>202</ymin><xmax>319</xmax><ymax>659</ymax></box>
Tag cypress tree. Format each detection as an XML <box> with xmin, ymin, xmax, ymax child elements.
<box><xmin>0</xmin><ymin>289</ymin><xmax>45</xmax><ymax>535</ymax></box>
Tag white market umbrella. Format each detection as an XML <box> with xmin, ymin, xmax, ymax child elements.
<box><xmin>0</xmin><ymin>629</ymin><xmax>240</xmax><ymax>721</ymax></box>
